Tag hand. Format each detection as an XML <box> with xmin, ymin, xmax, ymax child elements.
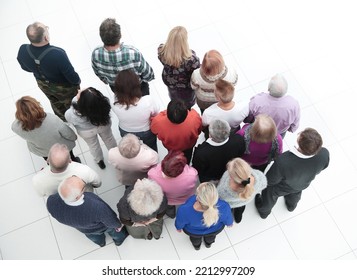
<box><xmin>115</xmin><ymin>225</ymin><xmax>123</xmax><ymax>232</ymax></box>
<box><xmin>144</xmin><ymin>217</ymin><xmax>158</xmax><ymax>225</ymax></box>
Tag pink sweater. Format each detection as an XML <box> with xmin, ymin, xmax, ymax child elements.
<box><xmin>148</xmin><ymin>164</ymin><xmax>198</xmax><ymax>205</ymax></box>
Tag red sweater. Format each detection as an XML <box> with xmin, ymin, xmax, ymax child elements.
<box><xmin>150</xmin><ymin>109</ymin><xmax>202</xmax><ymax>151</ymax></box>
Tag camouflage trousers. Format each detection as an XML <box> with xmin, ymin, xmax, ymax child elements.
<box><xmin>36</xmin><ymin>79</ymin><xmax>79</xmax><ymax>121</ymax></box>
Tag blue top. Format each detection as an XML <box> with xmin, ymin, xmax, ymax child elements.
<box><xmin>175</xmin><ymin>195</ymin><xmax>233</xmax><ymax>235</ymax></box>
<box><xmin>17</xmin><ymin>44</ymin><xmax>80</xmax><ymax>85</ymax></box>
<box><xmin>47</xmin><ymin>192</ymin><xmax>121</xmax><ymax>234</ymax></box>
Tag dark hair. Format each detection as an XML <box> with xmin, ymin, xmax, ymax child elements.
<box><xmin>99</xmin><ymin>18</ymin><xmax>121</xmax><ymax>46</ymax></box>
<box><xmin>167</xmin><ymin>100</ymin><xmax>188</xmax><ymax>124</ymax></box>
<box><xmin>161</xmin><ymin>150</ymin><xmax>187</xmax><ymax>177</ymax></box>
<box><xmin>114</xmin><ymin>70</ymin><xmax>142</xmax><ymax>109</ymax></box>
<box><xmin>72</xmin><ymin>87</ymin><xmax>111</xmax><ymax>126</ymax></box>
<box><xmin>15</xmin><ymin>96</ymin><xmax>46</xmax><ymax>131</ymax></box>
<box><xmin>298</xmin><ymin>128</ymin><xmax>323</xmax><ymax>156</ymax></box>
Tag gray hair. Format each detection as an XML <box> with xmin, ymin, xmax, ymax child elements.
<box><xmin>268</xmin><ymin>74</ymin><xmax>288</xmax><ymax>97</ymax></box>
<box><xmin>119</xmin><ymin>134</ymin><xmax>141</xmax><ymax>159</ymax></box>
<box><xmin>128</xmin><ymin>179</ymin><xmax>164</xmax><ymax>216</ymax></box>
<box><xmin>209</xmin><ymin>119</ymin><xmax>230</xmax><ymax>143</ymax></box>
<box><xmin>58</xmin><ymin>176</ymin><xmax>84</xmax><ymax>203</ymax></box>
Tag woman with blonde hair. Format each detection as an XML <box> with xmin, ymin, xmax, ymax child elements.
<box><xmin>175</xmin><ymin>182</ymin><xmax>233</xmax><ymax>250</ymax></box>
<box><xmin>158</xmin><ymin>26</ymin><xmax>200</xmax><ymax>108</ymax></box>
<box><xmin>191</xmin><ymin>49</ymin><xmax>238</xmax><ymax>112</ymax></box>
<box><xmin>217</xmin><ymin>158</ymin><xmax>267</xmax><ymax>223</ymax></box>
<box><xmin>12</xmin><ymin>96</ymin><xmax>80</xmax><ymax>162</ymax></box>
<box><xmin>236</xmin><ymin>114</ymin><xmax>283</xmax><ymax>172</ymax></box>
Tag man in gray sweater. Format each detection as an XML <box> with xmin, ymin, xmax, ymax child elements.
<box><xmin>47</xmin><ymin>175</ymin><xmax>127</xmax><ymax>247</ymax></box>
<box><xmin>255</xmin><ymin>128</ymin><xmax>330</xmax><ymax>218</ymax></box>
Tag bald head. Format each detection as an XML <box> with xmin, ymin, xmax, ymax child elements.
<box><xmin>58</xmin><ymin>176</ymin><xmax>85</xmax><ymax>203</ymax></box>
<box><xmin>48</xmin><ymin>144</ymin><xmax>70</xmax><ymax>173</ymax></box>
<box><xmin>26</xmin><ymin>22</ymin><xmax>49</xmax><ymax>45</ymax></box>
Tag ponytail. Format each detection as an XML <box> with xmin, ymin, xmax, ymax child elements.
<box><xmin>196</xmin><ymin>182</ymin><xmax>219</xmax><ymax>227</ymax></box>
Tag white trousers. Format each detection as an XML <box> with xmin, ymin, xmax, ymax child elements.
<box><xmin>77</xmin><ymin>124</ymin><xmax>117</xmax><ymax>163</ymax></box>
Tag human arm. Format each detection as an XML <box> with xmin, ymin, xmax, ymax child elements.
<box><xmin>288</xmin><ymin>102</ymin><xmax>301</xmax><ymax>133</ymax></box>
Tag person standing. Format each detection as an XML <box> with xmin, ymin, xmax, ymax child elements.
<box><xmin>32</xmin><ymin>144</ymin><xmax>101</xmax><ymax>197</ymax></box>
<box><xmin>92</xmin><ymin>18</ymin><xmax>154</xmax><ymax>95</ymax></box>
<box><xmin>47</xmin><ymin>175</ymin><xmax>128</xmax><ymax>247</ymax></box>
<box><xmin>17</xmin><ymin>22</ymin><xmax>81</xmax><ymax>121</ymax></box>
<box><xmin>65</xmin><ymin>87</ymin><xmax>117</xmax><ymax>169</ymax></box>
<box><xmin>255</xmin><ymin>128</ymin><xmax>330</xmax><ymax>218</ymax></box>
<box><xmin>158</xmin><ymin>26</ymin><xmax>200</xmax><ymax>108</ymax></box>
<box><xmin>175</xmin><ymin>182</ymin><xmax>233</xmax><ymax>250</ymax></box>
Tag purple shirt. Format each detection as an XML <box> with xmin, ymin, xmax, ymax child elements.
<box><xmin>248</xmin><ymin>92</ymin><xmax>300</xmax><ymax>134</ymax></box>
<box><xmin>237</xmin><ymin>124</ymin><xmax>283</xmax><ymax>166</ymax></box>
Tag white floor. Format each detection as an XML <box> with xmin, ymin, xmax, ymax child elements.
<box><xmin>0</xmin><ymin>0</ymin><xmax>356</xmax><ymax>260</ymax></box>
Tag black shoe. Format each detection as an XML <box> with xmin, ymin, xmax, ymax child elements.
<box><xmin>97</xmin><ymin>160</ymin><xmax>106</xmax><ymax>169</ymax></box>
<box><xmin>147</xmin><ymin>232</ymin><xmax>153</xmax><ymax>240</ymax></box>
<box><xmin>193</xmin><ymin>244</ymin><xmax>201</xmax><ymax>250</ymax></box>
<box><xmin>99</xmin><ymin>241</ymin><xmax>106</xmax><ymax>247</ymax></box>
<box><xmin>73</xmin><ymin>156</ymin><xmax>81</xmax><ymax>163</ymax></box>
<box><xmin>204</xmin><ymin>242</ymin><xmax>211</xmax><ymax>248</ymax></box>
<box><xmin>255</xmin><ymin>194</ymin><xmax>263</xmax><ymax>208</ymax></box>
<box><xmin>285</xmin><ymin>202</ymin><xmax>296</xmax><ymax>212</ymax></box>
<box><xmin>114</xmin><ymin>240</ymin><xmax>124</xmax><ymax>246</ymax></box>
<box><xmin>233</xmin><ymin>208</ymin><xmax>243</xmax><ymax>224</ymax></box>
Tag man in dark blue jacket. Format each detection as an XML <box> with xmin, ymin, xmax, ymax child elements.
<box><xmin>17</xmin><ymin>22</ymin><xmax>81</xmax><ymax>121</ymax></box>
<box><xmin>47</xmin><ymin>175</ymin><xmax>127</xmax><ymax>247</ymax></box>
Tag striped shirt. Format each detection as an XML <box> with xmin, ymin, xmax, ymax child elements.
<box><xmin>91</xmin><ymin>43</ymin><xmax>155</xmax><ymax>86</ymax></box>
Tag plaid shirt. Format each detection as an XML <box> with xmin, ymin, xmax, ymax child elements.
<box><xmin>91</xmin><ymin>43</ymin><xmax>155</xmax><ymax>86</ymax></box>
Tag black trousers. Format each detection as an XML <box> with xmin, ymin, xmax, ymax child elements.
<box><xmin>257</xmin><ymin>185</ymin><xmax>303</xmax><ymax>218</ymax></box>
<box><xmin>184</xmin><ymin>226</ymin><xmax>224</xmax><ymax>247</ymax></box>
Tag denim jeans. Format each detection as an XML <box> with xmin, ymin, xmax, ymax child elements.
<box><xmin>119</xmin><ymin>127</ymin><xmax>158</xmax><ymax>152</ymax></box>
<box><xmin>84</xmin><ymin>227</ymin><xmax>128</xmax><ymax>246</ymax></box>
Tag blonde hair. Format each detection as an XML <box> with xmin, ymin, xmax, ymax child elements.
<box><xmin>227</xmin><ymin>158</ymin><xmax>254</xmax><ymax>200</ymax></box>
<box><xmin>196</xmin><ymin>182</ymin><xmax>219</xmax><ymax>227</ymax></box>
<box><xmin>159</xmin><ymin>26</ymin><xmax>192</xmax><ymax>68</ymax></box>
<box><xmin>215</xmin><ymin>79</ymin><xmax>235</xmax><ymax>103</ymax></box>
<box><xmin>250</xmin><ymin>114</ymin><xmax>277</xmax><ymax>143</ymax></box>
<box><xmin>201</xmin><ymin>50</ymin><xmax>225</xmax><ymax>76</ymax></box>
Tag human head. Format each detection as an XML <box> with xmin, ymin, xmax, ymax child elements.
<box><xmin>167</xmin><ymin>100</ymin><xmax>188</xmax><ymax>124</ymax></box>
<box><xmin>73</xmin><ymin>87</ymin><xmax>111</xmax><ymax>126</ymax></box>
<box><xmin>48</xmin><ymin>144</ymin><xmax>70</xmax><ymax>173</ymax></box>
<box><xmin>161</xmin><ymin>150</ymin><xmax>187</xmax><ymax>177</ymax></box>
<box><xmin>214</xmin><ymin>79</ymin><xmax>235</xmax><ymax>104</ymax></box>
<box><xmin>58</xmin><ymin>175</ymin><xmax>85</xmax><ymax>203</ymax></box>
<box><xmin>26</xmin><ymin>22</ymin><xmax>49</xmax><ymax>44</ymax></box>
<box><xmin>250</xmin><ymin>114</ymin><xmax>277</xmax><ymax>143</ymax></box>
<box><xmin>114</xmin><ymin>69</ymin><xmax>142</xmax><ymax>109</ymax></box>
<box><xmin>160</xmin><ymin>26</ymin><xmax>192</xmax><ymax>68</ymax></box>
<box><xmin>15</xmin><ymin>96</ymin><xmax>46</xmax><ymax>131</ymax></box>
<box><xmin>209</xmin><ymin>119</ymin><xmax>230</xmax><ymax>143</ymax></box>
<box><xmin>297</xmin><ymin>128</ymin><xmax>323</xmax><ymax>156</ymax></box>
<box><xmin>196</xmin><ymin>182</ymin><xmax>219</xmax><ymax>227</ymax></box>
<box><xmin>201</xmin><ymin>50</ymin><xmax>225</xmax><ymax>76</ymax></box>
<box><xmin>268</xmin><ymin>74</ymin><xmax>288</xmax><ymax>97</ymax></box>
<box><xmin>226</xmin><ymin>158</ymin><xmax>254</xmax><ymax>200</ymax></box>
<box><xmin>99</xmin><ymin>18</ymin><xmax>121</xmax><ymax>46</ymax></box>
<box><xmin>128</xmin><ymin>179</ymin><xmax>164</xmax><ymax>216</ymax></box>
<box><xmin>118</xmin><ymin>133</ymin><xmax>141</xmax><ymax>159</ymax></box>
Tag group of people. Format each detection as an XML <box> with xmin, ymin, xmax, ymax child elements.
<box><xmin>12</xmin><ymin>18</ymin><xmax>330</xmax><ymax>251</ymax></box>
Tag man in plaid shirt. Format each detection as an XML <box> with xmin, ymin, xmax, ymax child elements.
<box><xmin>92</xmin><ymin>18</ymin><xmax>154</xmax><ymax>95</ymax></box>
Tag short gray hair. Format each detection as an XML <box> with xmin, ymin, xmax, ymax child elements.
<box><xmin>48</xmin><ymin>143</ymin><xmax>70</xmax><ymax>172</ymax></box>
<box><xmin>119</xmin><ymin>133</ymin><xmax>141</xmax><ymax>158</ymax></box>
<box><xmin>209</xmin><ymin>119</ymin><xmax>230</xmax><ymax>143</ymax></box>
<box><xmin>268</xmin><ymin>74</ymin><xmax>288</xmax><ymax>97</ymax></box>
